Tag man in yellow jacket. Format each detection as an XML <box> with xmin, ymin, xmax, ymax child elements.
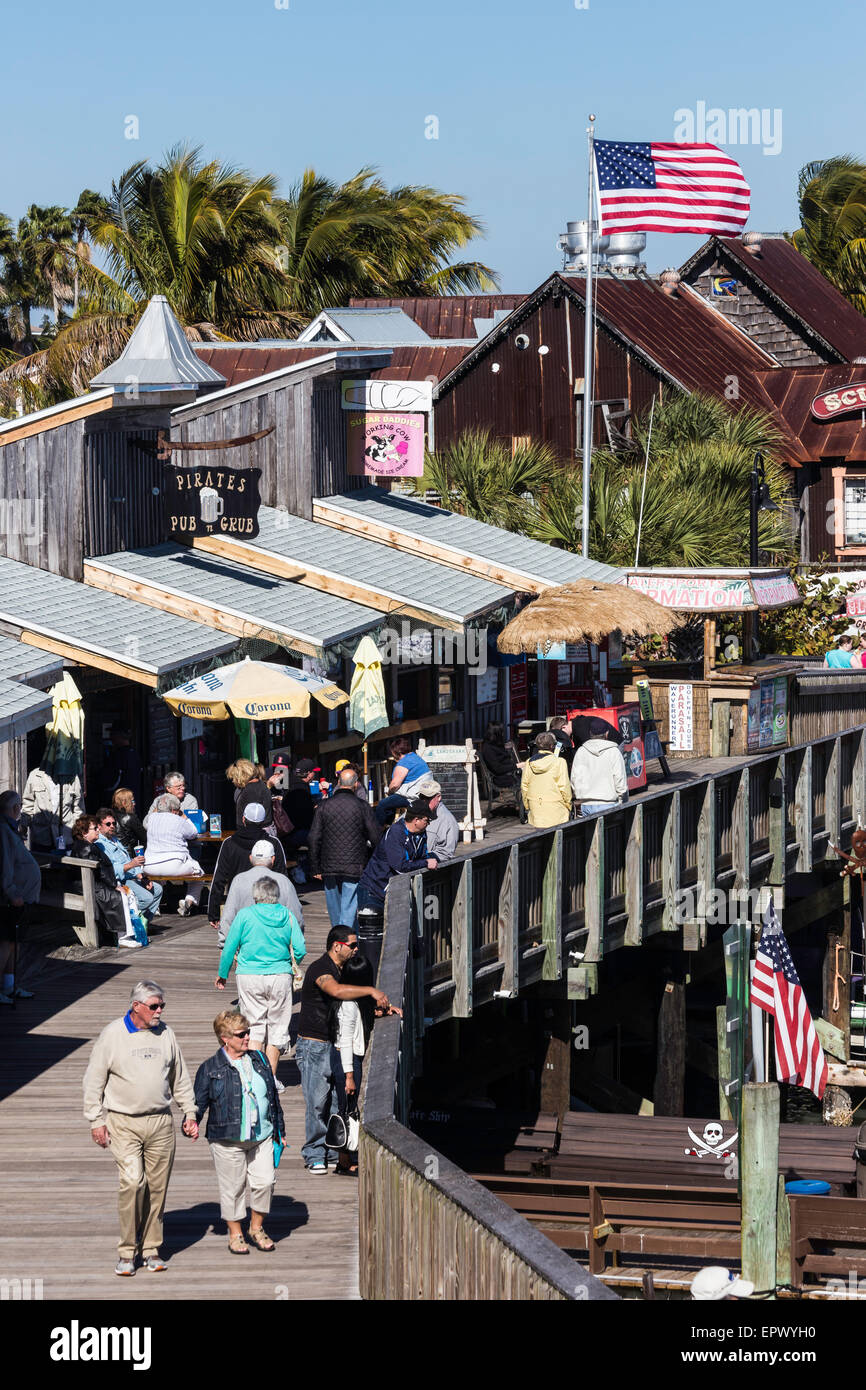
<box><xmin>520</xmin><ymin>732</ymin><xmax>573</xmax><ymax>827</ymax></box>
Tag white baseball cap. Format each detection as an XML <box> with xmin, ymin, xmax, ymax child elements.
<box><xmin>250</xmin><ymin>840</ymin><xmax>276</xmax><ymax>863</ymax></box>
<box><xmin>690</xmin><ymin>1266</ymin><xmax>755</xmax><ymax>1300</ymax></box>
<box><xmin>243</xmin><ymin>802</ymin><xmax>266</xmax><ymax>824</ymax></box>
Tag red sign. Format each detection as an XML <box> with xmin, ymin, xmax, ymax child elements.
<box><xmin>847</xmin><ymin>592</ymin><xmax>866</xmax><ymax>617</ymax></box>
<box><xmin>811</xmin><ymin>384</ymin><xmax>866</xmax><ymax>421</ymax></box>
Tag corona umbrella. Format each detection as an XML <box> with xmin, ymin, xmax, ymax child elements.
<box><xmin>162</xmin><ymin>658</ymin><xmax>348</xmax><ymax>721</ymax></box>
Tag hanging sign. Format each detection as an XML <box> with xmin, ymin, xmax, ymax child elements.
<box><xmin>347</xmin><ymin>412</ymin><xmax>426</xmax><ymax>477</ymax></box>
<box><xmin>342</xmin><ymin>379</ymin><xmax>434</xmax><ymax>413</ymax></box>
<box><xmin>668</xmin><ymin>683</ymin><xmax>694</xmax><ymax>751</ymax></box>
<box><xmin>164</xmin><ymin>464</ymin><xmax>262</xmax><ymax>539</ymax></box>
<box><xmin>811</xmin><ymin>383</ymin><xmax>866</xmax><ymax>421</ymax></box>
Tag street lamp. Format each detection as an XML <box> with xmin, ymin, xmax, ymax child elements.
<box><xmin>749</xmin><ymin>451</ymin><xmax>778</xmax><ymax>568</ymax></box>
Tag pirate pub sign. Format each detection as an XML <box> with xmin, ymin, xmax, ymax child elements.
<box><xmin>347</xmin><ymin>411</ymin><xmax>425</xmax><ymax>477</ymax></box>
<box><xmin>164</xmin><ymin>464</ymin><xmax>263</xmax><ymax>540</ymax></box>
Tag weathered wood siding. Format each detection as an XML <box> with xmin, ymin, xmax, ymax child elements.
<box><xmin>83</xmin><ymin>426</ymin><xmax>164</xmax><ymax>558</ymax></box>
<box><xmin>0</xmin><ymin>419</ymin><xmax>86</xmax><ymax>579</ymax></box>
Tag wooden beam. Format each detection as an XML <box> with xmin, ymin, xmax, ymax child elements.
<box><xmin>711</xmin><ymin>700</ymin><xmax>731</xmax><ymax>757</ymax></box>
<box><xmin>584</xmin><ymin>818</ymin><xmax>605</xmax><ymax>964</ymax></box>
<box><xmin>82</xmin><ymin>561</ymin><xmax>319</xmax><ymax>656</ymax></box>
<box><xmin>499</xmin><ymin>843</ymin><xmax>520</xmax><ymax>997</ymax></box>
<box><xmin>741</xmin><ymin>1082</ymin><xmax>780</xmax><ymax>1296</ymax></box>
<box><xmin>653</xmin><ymin>979</ymin><xmax>685</xmax><ymax>1116</ymax></box>
<box><xmin>0</xmin><ymin>392</ymin><xmax>114</xmax><ymax>446</ymax></box>
<box><xmin>541</xmin><ymin>830</ymin><xmax>563</xmax><ymax>982</ymax></box>
<box><xmin>661</xmin><ymin>790</ymin><xmax>680</xmax><ymax>932</ymax></box>
<box><xmin>776</xmin><ymin>1174</ymin><xmax>791</xmax><ymax>1290</ymax></box>
<box><xmin>854</xmin><ymin>728</ymin><xmax>866</xmax><ymax>824</ymax></box>
<box><xmin>703</xmin><ymin>617</ymin><xmax>716</xmax><ymax>678</ymax></box>
<box><xmin>815</xmin><ymin>1017</ymin><xmax>847</xmax><ymax>1061</ymax></box>
<box><xmin>538</xmin><ymin>999</ymin><xmax>571</xmax><ymax>1121</ymax></box>
<box><xmin>697</xmin><ymin>778</ymin><xmax>716</xmax><ymax>926</ymax></box>
<box><xmin>716</xmin><ymin>1004</ymin><xmax>733</xmax><ymax>1122</ymax></box>
<box><xmin>824</xmin><ymin>735</ymin><xmax>842</xmax><ymax>862</ymax></box>
<box><xmin>193</xmin><ymin>533</ymin><xmax>468</xmax><ymax>629</ymax></box>
<box><xmin>452</xmin><ymin>859</ymin><xmax>473</xmax><ymax>1019</ymax></box>
<box><xmin>18</xmin><ymin>631</ymin><xmax>158</xmax><ymax>688</ymax></box>
<box><xmin>823</xmin><ymin>874</ymin><xmax>851</xmax><ymax>1059</ymax></box>
<box><xmin>795</xmin><ymin>744</ymin><xmax>813</xmax><ymax>873</ymax></box>
<box><xmin>769</xmin><ymin>754</ymin><xmax>787</xmax><ymax>887</ymax></box>
<box><xmin>624</xmin><ymin>803</ymin><xmax>643</xmax><ymax>946</ymax></box>
<box><xmin>733</xmin><ymin>768</ymin><xmax>750</xmax><ymax>897</ymax></box>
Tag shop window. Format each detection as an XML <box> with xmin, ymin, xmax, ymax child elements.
<box><xmin>438</xmin><ymin>668</ymin><xmax>456</xmax><ymax>712</ymax></box>
<box><xmin>845</xmin><ymin>478</ymin><xmax>866</xmax><ymax>545</ymax></box>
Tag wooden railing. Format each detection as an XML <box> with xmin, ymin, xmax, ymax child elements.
<box><xmin>359</xmin><ymin>873</ymin><xmax>616</xmax><ymax>1301</ymax></box>
<box><xmin>416</xmin><ymin>725</ymin><xmax>866</xmax><ymax>1019</ymax></box>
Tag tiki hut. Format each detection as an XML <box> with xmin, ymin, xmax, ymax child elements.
<box><xmin>497</xmin><ymin>579</ymin><xmax>678</xmax><ymax>655</ymax></box>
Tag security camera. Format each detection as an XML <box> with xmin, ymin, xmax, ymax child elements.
<box><xmin>514</xmin><ymin>334</ymin><xmax>530</xmax><ymax>350</ymax></box>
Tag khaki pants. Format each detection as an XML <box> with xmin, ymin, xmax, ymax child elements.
<box><xmin>105</xmin><ymin>1111</ymin><xmax>176</xmax><ymax>1259</ymax></box>
<box><xmin>236</xmin><ymin>973</ymin><xmax>293</xmax><ymax>1049</ymax></box>
<box><xmin>210</xmin><ymin>1138</ymin><xmax>275</xmax><ymax>1221</ymax></box>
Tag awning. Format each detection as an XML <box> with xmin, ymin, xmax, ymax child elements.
<box><xmin>0</xmin><ymin>677</ymin><xmax>53</xmax><ymax>744</ymax></box>
<box><xmin>192</xmin><ymin>505</ymin><xmax>516</xmax><ymax>629</ymax></box>
<box><xmin>314</xmin><ymin>487</ymin><xmax>623</xmax><ymax>592</ymax></box>
<box><xmin>626</xmin><ymin>568</ymin><xmax>800</xmax><ymax>613</ymax></box>
<box><xmin>0</xmin><ymin>633</ymin><xmax>64</xmax><ymax>687</ymax></box>
<box><xmin>0</xmin><ymin>555</ymin><xmax>237</xmax><ymax>688</ymax></box>
<box><xmin>84</xmin><ymin>544</ymin><xmax>386</xmax><ymax>658</ymax></box>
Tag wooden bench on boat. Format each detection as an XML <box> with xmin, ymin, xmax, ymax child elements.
<box><xmin>790</xmin><ymin>1195</ymin><xmax>866</xmax><ymax>1287</ymax></box>
<box><xmin>477</xmin><ymin>1174</ymin><xmax>742</xmax><ymax>1275</ymax></box>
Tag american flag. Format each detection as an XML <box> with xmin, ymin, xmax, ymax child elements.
<box><xmin>751</xmin><ymin>903</ymin><xmax>828</xmax><ymax>1099</ymax></box>
<box><xmin>593</xmin><ymin>140</ymin><xmax>751</xmax><ymax>236</ymax></box>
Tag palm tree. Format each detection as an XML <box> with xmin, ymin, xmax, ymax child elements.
<box><xmin>68</xmin><ymin>189</ymin><xmax>108</xmax><ymax>314</ymax></box>
<box><xmin>411</xmin><ymin>431</ymin><xmax>563</xmax><ymax>533</ymax></box>
<box><xmin>790</xmin><ymin>157</ymin><xmax>866</xmax><ymax>313</ymax></box>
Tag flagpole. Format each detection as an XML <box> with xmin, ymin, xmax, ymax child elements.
<box><xmin>581</xmin><ymin>114</ymin><xmax>597</xmax><ymax>560</ymax></box>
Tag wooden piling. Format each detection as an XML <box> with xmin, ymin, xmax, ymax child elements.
<box><xmin>741</xmin><ymin>1081</ymin><xmax>780</xmax><ymax>1296</ymax></box>
<box><xmin>653</xmin><ymin>978</ymin><xmax>685</xmax><ymax>1116</ymax></box>
<box><xmin>716</xmin><ymin>1004</ymin><xmax>733</xmax><ymax>1122</ymax></box>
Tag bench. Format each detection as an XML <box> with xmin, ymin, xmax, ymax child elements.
<box><xmin>477</xmin><ymin>1174</ymin><xmax>742</xmax><ymax>1275</ymax></box>
<box><xmin>474</xmin><ymin>746</ymin><xmax>524</xmax><ymax>821</ymax></box>
<box><xmin>790</xmin><ymin>1195</ymin><xmax>866</xmax><ymax>1288</ymax></box>
<box><xmin>37</xmin><ymin>854</ymin><xmax>100</xmax><ymax>950</ymax></box>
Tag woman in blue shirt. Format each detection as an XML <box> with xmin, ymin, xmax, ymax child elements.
<box><xmin>824</xmin><ymin>636</ymin><xmax>854</xmax><ymax>669</ymax></box>
<box><xmin>194</xmin><ymin>1009</ymin><xmax>286</xmax><ymax>1254</ymax></box>
<box><xmin>374</xmin><ymin>736</ymin><xmax>431</xmax><ymax>826</ymax></box>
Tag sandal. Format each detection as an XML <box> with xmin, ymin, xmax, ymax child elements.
<box><xmin>247</xmin><ymin>1228</ymin><xmax>275</xmax><ymax>1252</ymax></box>
<box><xmin>228</xmin><ymin>1234</ymin><xmax>249</xmax><ymax>1255</ymax></box>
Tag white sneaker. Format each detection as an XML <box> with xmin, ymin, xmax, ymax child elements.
<box><xmin>118</xmin><ymin>938</ymin><xmax>143</xmax><ymax>950</ymax></box>
<box><xmin>273</xmin><ymin>1078</ymin><xmax>285</xmax><ymax>1093</ymax></box>
<box><xmin>176</xmin><ymin>899</ymin><xmax>190</xmax><ymax>917</ymax></box>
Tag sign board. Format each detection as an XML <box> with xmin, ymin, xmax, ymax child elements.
<box><xmin>164</xmin><ymin>464</ymin><xmax>262</xmax><ymax>540</ymax></box>
<box><xmin>148</xmin><ymin>696</ymin><xmax>178</xmax><ymax>765</ymax></box>
<box><xmin>474</xmin><ymin>666</ymin><xmax>500</xmax><ymax>705</ymax></box>
<box><xmin>635</xmin><ymin>679</ymin><xmax>655</xmax><ymax>722</ymax></box>
<box><xmin>509</xmin><ymin>663</ymin><xmax>529</xmax><ymax>725</ymax></box>
<box><xmin>747</xmin><ymin>676</ymin><xmax>788</xmax><ymax>751</ymax></box>
<box><xmin>668</xmin><ymin>683</ymin><xmax>694</xmax><ymax>751</ymax></box>
<box><xmin>847</xmin><ymin>591</ymin><xmax>866</xmax><ymax>617</ymax></box>
<box><xmin>751</xmin><ymin>574</ymin><xmax>799</xmax><ymax>608</ymax></box>
<box><xmin>347</xmin><ymin>411</ymin><xmax>425</xmax><ymax>477</ymax></box>
<box><xmin>417</xmin><ymin>739</ymin><xmax>484</xmax><ymax>842</ymax></box>
<box><xmin>811</xmin><ymin>382</ymin><xmax>866</xmax><ymax>421</ymax></box>
<box><xmin>342</xmin><ymin>379</ymin><xmax>434</xmax><ymax>414</ymax></box>
<box><xmin>629</xmin><ymin>573</ymin><xmax>751</xmax><ymax>611</ymax></box>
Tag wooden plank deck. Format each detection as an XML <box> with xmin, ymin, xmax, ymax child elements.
<box><xmin>0</xmin><ymin>886</ymin><xmax>359</xmax><ymax>1301</ymax></box>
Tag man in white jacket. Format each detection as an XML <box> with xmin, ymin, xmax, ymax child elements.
<box><xmin>570</xmin><ymin>723</ymin><xmax>628</xmax><ymax>815</ymax></box>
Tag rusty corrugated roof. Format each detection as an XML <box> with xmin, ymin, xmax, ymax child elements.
<box><xmin>348</xmin><ymin>294</ymin><xmax>526</xmax><ymax>339</ymax></box>
<box><xmin>194</xmin><ymin>343</ymin><xmax>470</xmax><ymax>387</ymax></box>
<box><xmin>680</xmin><ymin>236</ymin><xmax>866</xmax><ymax>363</ymax></box>
<box><xmin>756</xmin><ymin>364</ymin><xmax>866</xmax><ymax>461</ymax></box>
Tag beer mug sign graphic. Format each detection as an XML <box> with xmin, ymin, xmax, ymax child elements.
<box><xmin>199</xmin><ymin>487</ymin><xmax>224</xmax><ymax>528</ymax></box>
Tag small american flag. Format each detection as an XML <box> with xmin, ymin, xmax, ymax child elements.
<box><xmin>751</xmin><ymin>903</ymin><xmax>827</xmax><ymax>1099</ymax></box>
<box><xmin>593</xmin><ymin>140</ymin><xmax>751</xmax><ymax>236</ymax></box>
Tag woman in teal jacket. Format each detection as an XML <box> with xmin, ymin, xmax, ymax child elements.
<box><xmin>215</xmin><ymin>876</ymin><xmax>306</xmax><ymax>1079</ymax></box>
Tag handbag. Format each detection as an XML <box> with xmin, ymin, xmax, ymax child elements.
<box><xmin>346</xmin><ymin>1099</ymin><xmax>360</xmax><ymax>1151</ymax></box>
<box><xmin>325</xmin><ymin>1108</ymin><xmax>349</xmax><ymax>1150</ymax></box>
<box><xmin>119</xmin><ymin>885</ymin><xmax>149</xmax><ymax>946</ymax></box>
<box><xmin>271</xmin><ymin>796</ymin><xmax>294</xmax><ymax>837</ymax></box>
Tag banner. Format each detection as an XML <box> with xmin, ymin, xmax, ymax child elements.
<box><xmin>347</xmin><ymin>411</ymin><xmax>425</xmax><ymax>476</ymax></box>
<box><xmin>668</xmin><ymin>683</ymin><xmax>694</xmax><ymax>751</ymax></box>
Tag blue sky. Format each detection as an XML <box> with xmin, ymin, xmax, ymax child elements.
<box><xmin>3</xmin><ymin>0</ymin><xmax>862</xmax><ymax>293</ymax></box>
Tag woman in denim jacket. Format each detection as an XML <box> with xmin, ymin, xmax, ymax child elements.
<box><xmin>194</xmin><ymin>1009</ymin><xmax>286</xmax><ymax>1255</ymax></box>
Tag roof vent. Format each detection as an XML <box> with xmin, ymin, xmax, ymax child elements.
<box><xmin>606</xmin><ymin>232</ymin><xmax>647</xmax><ymax>276</ymax></box>
<box><xmin>742</xmin><ymin>231</ymin><xmax>763</xmax><ymax>255</ymax></box>
<box><xmin>557</xmin><ymin>219</ymin><xmax>609</xmax><ymax>273</ymax></box>
<box><xmin>854</xmin><ymin>356</ymin><xmax>866</xmax><ymax>365</ymax></box>
<box><xmin>659</xmin><ymin>268</ymin><xmax>681</xmax><ymax>296</ymax></box>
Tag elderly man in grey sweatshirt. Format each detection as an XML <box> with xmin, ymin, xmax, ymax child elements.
<box><xmin>82</xmin><ymin>979</ymin><xmax>198</xmax><ymax>1275</ymax></box>
<box><xmin>215</xmin><ymin>839</ymin><xmax>304</xmax><ymax>948</ymax></box>
<box><xmin>416</xmin><ymin>779</ymin><xmax>460</xmax><ymax>863</ymax></box>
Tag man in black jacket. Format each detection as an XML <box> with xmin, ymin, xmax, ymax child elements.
<box><xmin>207</xmin><ymin>803</ymin><xmax>286</xmax><ymax>928</ymax></box>
<box><xmin>307</xmin><ymin>768</ymin><xmax>381</xmax><ymax>927</ymax></box>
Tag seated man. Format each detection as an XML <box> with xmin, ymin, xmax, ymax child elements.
<box><xmin>415</xmin><ymin>780</ymin><xmax>459</xmax><ymax>864</ymax></box>
<box><xmin>374</xmin><ymin>737</ymin><xmax>431</xmax><ymax>826</ymax></box>
<box><xmin>96</xmin><ymin>807</ymin><xmax>163</xmax><ymax>922</ymax></box>
<box><xmin>143</xmin><ymin>771</ymin><xmax>198</xmax><ymax>828</ymax></box>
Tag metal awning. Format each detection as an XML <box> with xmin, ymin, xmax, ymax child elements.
<box><xmin>84</xmin><ymin>544</ymin><xmax>386</xmax><ymax>658</ymax></box>
<box><xmin>192</xmin><ymin>505</ymin><xmax>516</xmax><ymax>629</ymax></box>
<box><xmin>0</xmin><ymin>555</ymin><xmax>237</xmax><ymax>687</ymax></box>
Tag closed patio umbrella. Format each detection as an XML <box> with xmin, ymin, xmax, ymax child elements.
<box><xmin>348</xmin><ymin>635</ymin><xmax>389</xmax><ymax>794</ymax></box>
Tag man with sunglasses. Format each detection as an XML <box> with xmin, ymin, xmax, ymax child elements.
<box><xmin>96</xmin><ymin>807</ymin><xmax>163</xmax><ymax>923</ymax></box>
<box><xmin>83</xmin><ymin>979</ymin><xmax>198</xmax><ymax>1275</ymax></box>
<box><xmin>296</xmin><ymin>925</ymin><xmax>390</xmax><ymax>1173</ymax></box>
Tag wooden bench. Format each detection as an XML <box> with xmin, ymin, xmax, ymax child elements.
<box><xmin>790</xmin><ymin>1195</ymin><xmax>866</xmax><ymax>1287</ymax></box>
<box><xmin>36</xmin><ymin>854</ymin><xmax>100</xmax><ymax>950</ymax></box>
<box><xmin>477</xmin><ymin>1174</ymin><xmax>742</xmax><ymax>1274</ymax></box>
<box><xmin>474</xmin><ymin>747</ymin><xmax>524</xmax><ymax>821</ymax></box>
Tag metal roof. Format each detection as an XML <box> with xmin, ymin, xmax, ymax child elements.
<box><xmin>679</xmin><ymin>236</ymin><xmax>866</xmax><ymax>363</ymax></box>
<box><xmin>0</xmin><ymin>634</ymin><xmax>63</xmax><ymax>686</ymax></box>
<box><xmin>0</xmin><ymin>677</ymin><xmax>53</xmax><ymax>744</ymax></box>
<box><xmin>348</xmin><ymin>295</ymin><xmax>528</xmax><ymax>339</ymax></box>
<box><xmin>0</xmin><ymin>555</ymin><xmax>237</xmax><ymax>678</ymax></box>
<box><xmin>211</xmin><ymin>505</ymin><xmax>516</xmax><ymax>623</ymax></box>
<box><xmin>756</xmin><ymin>363</ymin><xmax>866</xmax><ymax>462</ymax></box>
<box><xmin>88</xmin><ymin>544</ymin><xmax>385</xmax><ymax>653</ymax></box>
<box><xmin>0</xmin><ymin>388</ymin><xmax>114</xmax><ymax>441</ymax></box>
<box><xmin>193</xmin><ymin>344</ymin><xmax>471</xmax><ymax>389</ymax></box>
<box><xmin>90</xmin><ymin>296</ymin><xmax>226</xmax><ymax>389</ymax></box>
<box><xmin>296</xmin><ymin>308</ymin><xmax>434</xmax><ymax>346</ymax></box>
<box><xmin>315</xmin><ymin>487</ymin><xmax>623</xmax><ymax>588</ymax></box>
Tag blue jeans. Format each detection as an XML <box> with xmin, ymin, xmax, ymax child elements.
<box><xmin>579</xmin><ymin>801</ymin><xmax>620</xmax><ymax>816</ymax></box>
<box><xmin>296</xmin><ymin>1037</ymin><xmax>340</xmax><ymax>1167</ymax></box>
<box><xmin>127</xmin><ymin>877</ymin><xmax>164</xmax><ymax>919</ymax></box>
<box><xmin>374</xmin><ymin>794</ymin><xmax>410</xmax><ymax>826</ymax></box>
<box><xmin>323</xmin><ymin>875</ymin><xmax>359</xmax><ymax>929</ymax></box>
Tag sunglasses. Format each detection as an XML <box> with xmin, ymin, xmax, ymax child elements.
<box><xmin>142</xmin><ymin>1001</ymin><xmax>165</xmax><ymax>1011</ymax></box>
<box><xmin>231</xmin><ymin>1029</ymin><xmax>251</xmax><ymax>1037</ymax></box>
<box><xmin>101</xmin><ymin>821</ymin><xmax>117</xmax><ymax>828</ymax></box>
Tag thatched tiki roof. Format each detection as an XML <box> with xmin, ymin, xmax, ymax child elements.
<box><xmin>496</xmin><ymin>579</ymin><xmax>679</xmax><ymax>655</ymax></box>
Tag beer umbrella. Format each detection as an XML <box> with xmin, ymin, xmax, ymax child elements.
<box><xmin>348</xmin><ymin>635</ymin><xmax>389</xmax><ymax>791</ymax></box>
<box><xmin>162</xmin><ymin>658</ymin><xmax>348</xmax><ymax>721</ymax></box>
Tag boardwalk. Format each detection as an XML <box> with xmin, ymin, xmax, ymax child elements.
<box><xmin>0</xmin><ymin>886</ymin><xmax>359</xmax><ymax>1301</ymax></box>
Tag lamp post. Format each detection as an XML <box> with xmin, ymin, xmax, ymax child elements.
<box><xmin>746</xmin><ymin>452</ymin><xmax>778</xmax><ymax>661</ymax></box>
